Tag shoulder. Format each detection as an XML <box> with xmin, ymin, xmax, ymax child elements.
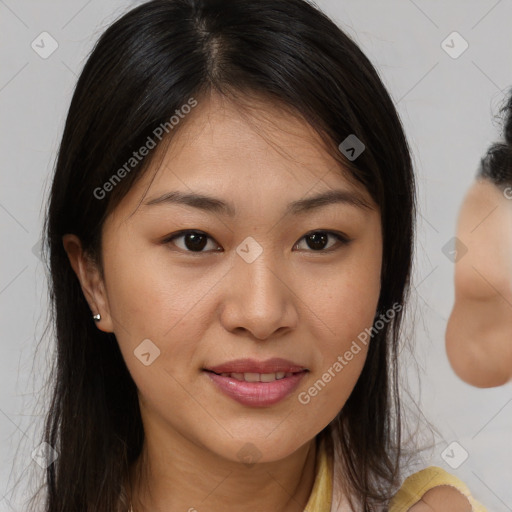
<box><xmin>405</xmin><ymin>485</ymin><xmax>472</xmax><ymax>511</ymax></box>
<box><xmin>389</xmin><ymin>466</ymin><xmax>488</xmax><ymax>512</ymax></box>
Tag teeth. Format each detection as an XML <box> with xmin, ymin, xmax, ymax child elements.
<box><xmin>218</xmin><ymin>371</ymin><xmax>296</xmax><ymax>382</ymax></box>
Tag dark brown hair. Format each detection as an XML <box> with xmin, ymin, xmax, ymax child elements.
<box><xmin>29</xmin><ymin>0</ymin><xmax>416</xmax><ymax>510</ymax></box>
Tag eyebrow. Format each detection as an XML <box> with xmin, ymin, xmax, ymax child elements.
<box><xmin>143</xmin><ymin>189</ymin><xmax>373</xmax><ymax>216</ymax></box>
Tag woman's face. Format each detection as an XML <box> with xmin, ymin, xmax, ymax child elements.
<box><xmin>77</xmin><ymin>92</ymin><xmax>382</xmax><ymax>463</ymax></box>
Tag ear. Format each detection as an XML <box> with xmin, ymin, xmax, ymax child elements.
<box><xmin>62</xmin><ymin>233</ymin><xmax>114</xmax><ymax>333</ymax></box>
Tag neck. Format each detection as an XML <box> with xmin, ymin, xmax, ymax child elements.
<box><xmin>126</xmin><ymin>427</ymin><xmax>318</xmax><ymax>512</ymax></box>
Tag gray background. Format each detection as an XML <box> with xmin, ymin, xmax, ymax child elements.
<box><xmin>1</xmin><ymin>0</ymin><xmax>511</xmax><ymax>510</ymax></box>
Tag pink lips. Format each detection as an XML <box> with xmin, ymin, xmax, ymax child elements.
<box><xmin>203</xmin><ymin>358</ymin><xmax>308</xmax><ymax>407</ymax></box>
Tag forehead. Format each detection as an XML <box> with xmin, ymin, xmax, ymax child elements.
<box><xmin>164</xmin><ymin>91</ymin><xmax>345</xmax><ymax>179</ymax></box>
<box><xmin>117</xmin><ymin>91</ymin><xmax>376</xmax><ymax>221</ymax></box>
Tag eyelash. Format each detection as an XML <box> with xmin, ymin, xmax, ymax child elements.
<box><xmin>162</xmin><ymin>229</ymin><xmax>352</xmax><ymax>254</ymax></box>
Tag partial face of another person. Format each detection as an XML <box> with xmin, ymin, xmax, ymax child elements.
<box><xmin>66</xmin><ymin>92</ymin><xmax>383</xmax><ymax>462</ymax></box>
<box><xmin>446</xmin><ymin>178</ymin><xmax>512</xmax><ymax>387</ymax></box>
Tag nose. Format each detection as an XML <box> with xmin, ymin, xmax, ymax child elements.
<box><xmin>219</xmin><ymin>246</ymin><xmax>299</xmax><ymax>340</ymax></box>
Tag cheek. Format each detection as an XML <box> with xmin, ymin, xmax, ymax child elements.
<box><xmin>300</xmin><ymin>244</ymin><xmax>381</xmax><ymax>349</ymax></box>
<box><xmin>314</xmin><ymin>274</ymin><xmax>380</xmax><ymax>337</ymax></box>
<box><xmin>102</xmin><ymin>241</ymin><xmax>222</xmax><ymax>382</ymax></box>
<box><xmin>103</xmin><ymin>236</ymin><xmax>218</xmax><ymax>335</ymax></box>
<box><xmin>295</xmin><ymin>349</ymin><xmax>367</xmax><ymax>429</ymax></box>
<box><xmin>293</xmin><ymin>243</ymin><xmax>381</xmax><ymax>415</ymax></box>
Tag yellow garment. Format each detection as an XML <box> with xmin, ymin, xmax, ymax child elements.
<box><xmin>389</xmin><ymin>466</ymin><xmax>488</xmax><ymax>511</ymax></box>
<box><xmin>304</xmin><ymin>436</ymin><xmax>334</xmax><ymax>511</ymax></box>
<box><xmin>304</xmin><ymin>437</ymin><xmax>487</xmax><ymax>511</ymax></box>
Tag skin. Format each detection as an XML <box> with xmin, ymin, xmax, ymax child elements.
<box><xmin>63</xmin><ymin>90</ymin><xmax>469</xmax><ymax>511</ymax></box>
<box><xmin>408</xmin><ymin>486</ymin><xmax>472</xmax><ymax>511</ymax></box>
<box><xmin>446</xmin><ymin>178</ymin><xmax>512</xmax><ymax>387</ymax></box>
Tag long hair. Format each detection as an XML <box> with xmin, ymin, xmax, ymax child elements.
<box><xmin>30</xmin><ymin>0</ymin><xmax>416</xmax><ymax>510</ymax></box>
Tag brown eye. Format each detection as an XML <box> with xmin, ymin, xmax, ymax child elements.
<box><xmin>163</xmin><ymin>230</ymin><xmax>221</xmax><ymax>253</ymax></box>
<box><xmin>294</xmin><ymin>231</ymin><xmax>351</xmax><ymax>252</ymax></box>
